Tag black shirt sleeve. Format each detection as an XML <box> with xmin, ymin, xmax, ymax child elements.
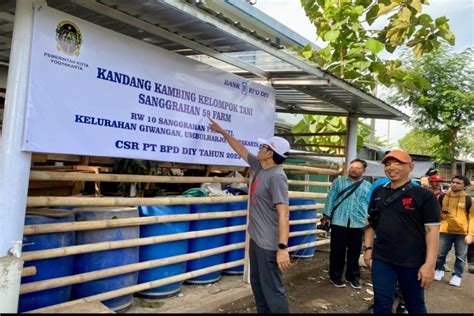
<box><xmin>420</xmin><ymin>189</ymin><xmax>441</xmax><ymax>224</ymax></box>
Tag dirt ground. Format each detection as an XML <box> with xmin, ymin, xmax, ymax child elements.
<box><xmin>126</xmin><ymin>243</ymin><xmax>473</xmax><ymax>313</ymax></box>
<box><xmin>213</xmin><ymin>244</ymin><xmax>474</xmax><ymax>314</ymax></box>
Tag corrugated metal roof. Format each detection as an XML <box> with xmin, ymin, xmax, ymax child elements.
<box><xmin>0</xmin><ymin>0</ymin><xmax>408</xmax><ymax>120</ymax></box>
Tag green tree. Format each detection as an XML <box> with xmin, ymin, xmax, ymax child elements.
<box><xmin>390</xmin><ymin>45</ymin><xmax>474</xmax><ymax>174</ymax></box>
<box><xmin>292</xmin><ymin>1</ymin><xmax>455</xmax><ymax>155</ymax></box>
<box><xmin>398</xmin><ymin>129</ymin><xmax>440</xmax><ymax>155</ymax></box>
<box><xmin>299</xmin><ymin>0</ymin><xmax>454</xmax><ymax>93</ymax></box>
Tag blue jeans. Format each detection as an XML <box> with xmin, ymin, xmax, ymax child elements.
<box><xmin>372</xmin><ymin>258</ymin><xmax>427</xmax><ymax>314</ymax></box>
<box><xmin>435</xmin><ymin>233</ymin><xmax>468</xmax><ymax>278</ymax></box>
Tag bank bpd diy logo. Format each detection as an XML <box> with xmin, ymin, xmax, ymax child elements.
<box><xmin>55</xmin><ymin>20</ymin><xmax>82</xmax><ymax>56</ymax></box>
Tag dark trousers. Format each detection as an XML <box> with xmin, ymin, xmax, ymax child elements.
<box><xmin>372</xmin><ymin>258</ymin><xmax>427</xmax><ymax>314</ymax></box>
<box><xmin>468</xmin><ymin>243</ymin><xmax>474</xmax><ymax>264</ymax></box>
<box><xmin>249</xmin><ymin>239</ymin><xmax>289</xmax><ymax>314</ymax></box>
<box><xmin>329</xmin><ymin>224</ymin><xmax>363</xmax><ymax>282</ymax></box>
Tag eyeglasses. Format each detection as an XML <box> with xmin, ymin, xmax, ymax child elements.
<box><xmin>259</xmin><ymin>144</ymin><xmax>272</xmax><ymax>151</ymax></box>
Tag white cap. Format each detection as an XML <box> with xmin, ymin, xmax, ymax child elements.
<box><xmin>257</xmin><ymin>136</ymin><xmax>290</xmax><ymax>158</ymax></box>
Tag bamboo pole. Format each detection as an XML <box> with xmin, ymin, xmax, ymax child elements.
<box><xmin>27</xmin><ymin>193</ymin><xmax>323</xmax><ymax>208</ymax></box>
<box><xmin>288</xmin><ymin>152</ymin><xmax>345</xmax><ymax>158</ymax></box>
<box><xmin>242</xmin><ymin>175</ymin><xmax>253</xmax><ymax>285</ymax></box>
<box><xmin>282</xmin><ymin>164</ymin><xmax>342</xmax><ymax>175</ymax></box>
<box><xmin>21</xmin><ymin>220</ymin><xmax>316</xmax><ymax>261</ymax></box>
<box><xmin>22</xmin><ymin>225</ymin><xmax>246</xmax><ymax>262</ymax></box>
<box><xmin>26</xmin><ymin>238</ymin><xmax>331</xmax><ymax>313</ymax></box>
<box><xmin>27</xmin><ymin>195</ymin><xmax>248</xmax><ymax>207</ymax></box>
<box><xmin>26</xmin><ymin>260</ymin><xmax>245</xmax><ymax>313</ymax></box>
<box><xmin>289</xmin><ymin>204</ymin><xmax>324</xmax><ymax>211</ymax></box>
<box><xmin>289</xmin><ymin>191</ymin><xmax>327</xmax><ymax>199</ymax></box>
<box><xmin>289</xmin><ymin>218</ymin><xmax>320</xmax><ymax>225</ymax></box>
<box><xmin>289</xmin><ymin>230</ymin><xmax>327</xmax><ymax>238</ymax></box>
<box><xmin>20</xmin><ymin>242</ymin><xmax>245</xmax><ymax>294</ymax></box>
<box><xmin>21</xmin><ymin>266</ymin><xmax>36</xmax><ymax>277</ymax></box>
<box><xmin>284</xmin><ymin>162</ymin><xmax>340</xmax><ymax>170</ymax></box>
<box><xmin>30</xmin><ymin>170</ymin><xmax>332</xmax><ymax>188</ymax></box>
<box><xmin>287</xmin><ymin>239</ymin><xmax>330</xmax><ymax>252</ymax></box>
<box><xmin>291</xmin><ymin>143</ymin><xmax>346</xmax><ymax>149</ymax></box>
<box><xmin>23</xmin><ymin>211</ymin><xmax>247</xmax><ymax>235</ymax></box>
<box><xmin>29</xmin><ymin>171</ymin><xmax>249</xmax><ymax>184</ymax></box>
<box><xmin>23</xmin><ymin>204</ymin><xmax>324</xmax><ymax>235</ymax></box>
<box><xmin>288</xmin><ymin>180</ymin><xmax>332</xmax><ymax>187</ymax></box>
<box><xmin>20</xmin><ymin>235</ymin><xmax>328</xmax><ymax>294</ymax></box>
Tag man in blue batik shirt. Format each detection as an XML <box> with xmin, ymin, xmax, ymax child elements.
<box><xmin>321</xmin><ymin>159</ymin><xmax>371</xmax><ymax>289</ymax></box>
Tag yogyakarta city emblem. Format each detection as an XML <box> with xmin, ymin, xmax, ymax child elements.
<box><xmin>55</xmin><ymin>20</ymin><xmax>82</xmax><ymax>56</ymax></box>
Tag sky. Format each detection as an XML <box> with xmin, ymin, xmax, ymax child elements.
<box><xmin>254</xmin><ymin>0</ymin><xmax>474</xmax><ymax>146</ymax></box>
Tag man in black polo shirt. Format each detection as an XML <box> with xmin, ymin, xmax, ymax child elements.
<box><xmin>363</xmin><ymin>150</ymin><xmax>440</xmax><ymax>313</ymax></box>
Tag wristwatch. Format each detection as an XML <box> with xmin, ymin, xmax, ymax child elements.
<box><xmin>362</xmin><ymin>245</ymin><xmax>373</xmax><ymax>252</ymax></box>
<box><xmin>278</xmin><ymin>243</ymin><xmax>288</xmax><ymax>250</ymax></box>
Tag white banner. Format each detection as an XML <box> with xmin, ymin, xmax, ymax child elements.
<box><xmin>23</xmin><ymin>7</ymin><xmax>275</xmax><ymax>166</ymax></box>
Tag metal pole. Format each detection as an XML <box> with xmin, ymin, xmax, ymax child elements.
<box><xmin>0</xmin><ymin>0</ymin><xmax>36</xmax><ymax>312</ymax></box>
<box><xmin>387</xmin><ymin>120</ymin><xmax>391</xmax><ymax>145</ymax></box>
<box><xmin>369</xmin><ymin>118</ymin><xmax>375</xmax><ymax>145</ymax></box>
<box><xmin>345</xmin><ymin>116</ymin><xmax>358</xmax><ymax>173</ymax></box>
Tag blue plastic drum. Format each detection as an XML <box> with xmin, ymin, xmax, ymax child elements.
<box><xmin>288</xmin><ymin>199</ymin><xmax>317</xmax><ymax>258</ymax></box>
<box><xmin>137</xmin><ymin>205</ymin><xmax>190</xmax><ymax>297</ymax></box>
<box><xmin>71</xmin><ymin>207</ymin><xmax>139</xmax><ymax>312</ymax></box>
<box><xmin>224</xmin><ymin>202</ymin><xmax>247</xmax><ymax>274</ymax></box>
<box><xmin>18</xmin><ymin>209</ymin><xmax>75</xmax><ymax>313</ymax></box>
<box><xmin>185</xmin><ymin>203</ymin><xmax>227</xmax><ymax>284</ymax></box>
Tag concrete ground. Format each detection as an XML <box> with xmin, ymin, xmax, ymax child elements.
<box><xmin>126</xmin><ymin>273</ymin><xmax>251</xmax><ymax>313</ymax></box>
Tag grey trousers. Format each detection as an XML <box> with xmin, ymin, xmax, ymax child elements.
<box><xmin>249</xmin><ymin>239</ymin><xmax>289</xmax><ymax>314</ymax></box>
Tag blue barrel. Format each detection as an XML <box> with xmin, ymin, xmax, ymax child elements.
<box><xmin>289</xmin><ymin>199</ymin><xmax>317</xmax><ymax>258</ymax></box>
<box><xmin>19</xmin><ymin>209</ymin><xmax>75</xmax><ymax>313</ymax></box>
<box><xmin>71</xmin><ymin>207</ymin><xmax>139</xmax><ymax>312</ymax></box>
<box><xmin>224</xmin><ymin>202</ymin><xmax>247</xmax><ymax>274</ymax></box>
<box><xmin>137</xmin><ymin>205</ymin><xmax>190</xmax><ymax>297</ymax></box>
<box><xmin>185</xmin><ymin>203</ymin><xmax>227</xmax><ymax>284</ymax></box>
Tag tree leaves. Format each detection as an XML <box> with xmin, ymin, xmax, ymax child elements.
<box><xmin>296</xmin><ymin>0</ymin><xmax>455</xmax><ymax>94</ymax></box>
<box><xmin>292</xmin><ymin>0</ymin><xmax>460</xmax><ymax>158</ymax></box>
<box><xmin>324</xmin><ymin>29</ymin><xmax>340</xmax><ymax>42</ymax></box>
<box><xmin>410</xmin><ymin>0</ymin><xmax>422</xmax><ymax>13</ymax></box>
<box><xmin>366</xmin><ymin>4</ymin><xmax>379</xmax><ymax>25</ymax></box>
<box><xmin>390</xmin><ymin>45</ymin><xmax>474</xmax><ymax>163</ymax></box>
<box><xmin>366</xmin><ymin>38</ymin><xmax>385</xmax><ymax>54</ymax></box>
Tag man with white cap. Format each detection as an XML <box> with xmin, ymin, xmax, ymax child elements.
<box><xmin>209</xmin><ymin>118</ymin><xmax>291</xmax><ymax>314</ymax></box>
<box><xmin>364</xmin><ymin>150</ymin><xmax>440</xmax><ymax>313</ymax></box>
